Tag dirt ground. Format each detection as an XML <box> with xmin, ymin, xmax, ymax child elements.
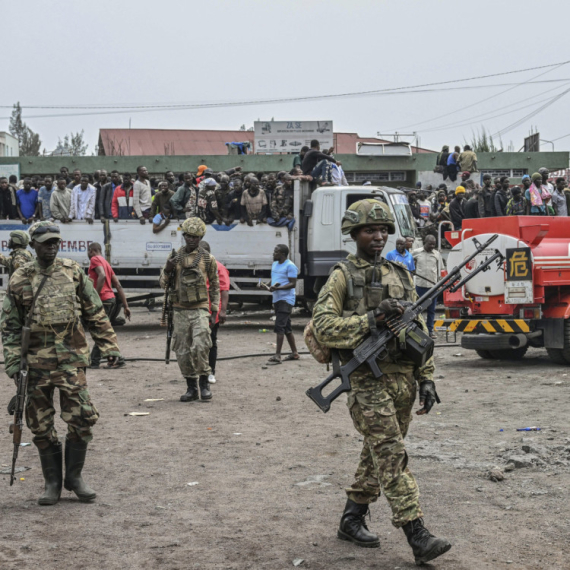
<box><xmin>1</xmin><ymin>306</ymin><xmax>570</xmax><ymax>570</ymax></box>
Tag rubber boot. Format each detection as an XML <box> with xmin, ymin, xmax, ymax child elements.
<box><xmin>37</xmin><ymin>441</ymin><xmax>63</xmax><ymax>506</ymax></box>
<box><xmin>63</xmin><ymin>439</ymin><xmax>96</xmax><ymax>502</ymax></box>
<box><xmin>402</xmin><ymin>518</ymin><xmax>451</xmax><ymax>565</ymax></box>
<box><xmin>337</xmin><ymin>499</ymin><xmax>380</xmax><ymax>548</ymax></box>
<box><xmin>199</xmin><ymin>375</ymin><xmax>212</xmax><ymax>400</ymax></box>
<box><xmin>180</xmin><ymin>377</ymin><xmax>199</xmax><ymax>402</ymax></box>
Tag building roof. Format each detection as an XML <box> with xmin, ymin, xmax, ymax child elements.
<box><xmin>98</xmin><ymin>128</ymin><xmax>434</xmax><ymax>156</ymax></box>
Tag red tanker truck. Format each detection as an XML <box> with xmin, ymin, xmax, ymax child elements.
<box><xmin>436</xmin><ymin>216</ymin><xmax>570</xmax><ymax>363</ymax></box>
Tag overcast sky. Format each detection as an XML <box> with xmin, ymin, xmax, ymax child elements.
<box><xmin>3</xmin><ymin>0</ymin><xmax>569</xmax><ymax>154</ymax></box>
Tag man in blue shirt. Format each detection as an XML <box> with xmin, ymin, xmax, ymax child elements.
<box><xmin>267</xmin><ymin>244</ymin><xmax>299</xmax><ymax>364</ymax></box>
<box><xmin>385</xmin><ymin>238</ymin><xmax>415</xmax><ymax>272</ymax></box>
<box><xmin>16</xmin><ymin>178</ymin><xmax>39</xmax><ymax>224</ymax></box>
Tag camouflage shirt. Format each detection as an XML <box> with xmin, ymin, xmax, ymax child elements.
<box><xmin>0</xmin><ymin>248</ymin><xmax>34</xmax><ymax>277</ymax></box>
<box><xmin>1</xmin><ymin>257</ymin><xmax>121</xmax><ymax>378</ymax></box>
<box><xmin>270</xmin><ymin>184</ymin><xmax>294</xmax><ymax>219</ymax></box>
<box><xmin>196</xmin><ymin>184</ymin><xmax>222</xmax><ymax>224</ymax></box>
<box><xmin>312</xmin><ymin>253</ymin><xmax>434</xmax><ymax>386</ymax></box>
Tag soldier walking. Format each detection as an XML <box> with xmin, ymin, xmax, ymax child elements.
<box><xmin>311</xmin><ymin>199</ymin><xmax>451</xmax><ymax>565</ymax></box>
<box><xmin>1</xmin><ymin>221</ymin><xmax>121</xmax><ymax>506</ymax></box>
<box><xmin>160</xmin><ymin>218</ymin><xmax>220</xmax><ymax>402</ymax></box>
<box><xmin>0</xmin><ymin>230</ymin><xmax>33</xmax><ymax>277</ymax></box>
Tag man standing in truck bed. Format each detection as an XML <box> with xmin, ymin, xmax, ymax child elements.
<box><xmin>311</xmin><ymin>199</ymin><xmax>451</xmax><ymax>566</ymax></box>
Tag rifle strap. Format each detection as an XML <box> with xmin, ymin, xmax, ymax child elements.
<box><xmin>24</xmin><ymin>274</ymin><xmax>49</xmax><ymax>329</ymax></box>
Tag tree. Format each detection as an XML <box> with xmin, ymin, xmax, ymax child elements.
<box><xmin>9</xmin><ymin>102</ymin><xmax>43</xmax><ymax>156</ymax></box>
<box><xmin>468</xmin><ymin>127</ymin><xmax>503</xmax><ymax>153</ymax></box>
<box><xmin>53</xmin><ymin>130</ymin><xmax>89</xmax><ymax>156</ymax></box>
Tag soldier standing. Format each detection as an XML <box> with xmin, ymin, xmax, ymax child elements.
<box><xmin>1</xmin><ymin>221</ymin><xmax>121</xmax><ymax>506</ymax></box>
<box><xmin>0</xmin><ymin>230</ymin><xmax>33</xmax><ymax>277</ymax></box>
<box><xmin>311</xmin><ymin>199</ymin><xmax>451</xmax><ymax>565</ymax></box>
<box><xmin>160</xmin><ymin>218</ymin><xmax>220</xmax><ymax>402</ymax></box>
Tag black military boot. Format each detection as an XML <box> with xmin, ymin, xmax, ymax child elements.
<box><xmin>180</xmin><ymin>377</ymin><xmax>199</xmax><ymax>402</ymax></box>
<box><xmin>63</xmin><ymin>439</ymin><xmax>96</xmax><ymax>502</ymax></box>
<box><xmin>37</xmin><ymin>441</ymin><xmax>63</xmax><ymax>506</ymax></box>
<box><xmin>337</xmin><ymin>499</ymin><xmax>380</xmax><ymax>548</ymax></box>
<box><xmin>402</xmin><ymin>518</ymin><xmax>451</xmax><ymax>565</ymax></box>
<box><xmin>199</xmin><ymin>375</ymin><xmax>212</xmax><ymax>400</ymax></box>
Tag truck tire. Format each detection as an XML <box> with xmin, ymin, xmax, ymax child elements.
<box><xmin>475</xmin><ymin>349</ymin><xmax>495</xmax><ymax>359</ymax></box>
<box><xmin>546</xmin><ymin>320</ymin><xmax>570</xmax><ymax>364</ymax></box>
<box><xmin>488</xmin><ymin>347</ymin><xmax>528</xmax><ymax>360</ymax></box>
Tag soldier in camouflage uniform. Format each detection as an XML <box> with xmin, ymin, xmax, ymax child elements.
<box><xmin>1</xmin><ymin>221</ymin><xmax>121</xmax><ymax>506</ymax></box>
<box><xmin>312</xmin><ymin>199</ymin><xmax>451</xmax><ymax>565</ymax></box>
<box><xmin>0</xmin><ymin>230</ymin><xmax>34</xmax><ymax>277</ymax></box>
<box><xmin>160</xmin><ymin>218</ymin><xmax>220</xmax><ymax>401</ymax></box>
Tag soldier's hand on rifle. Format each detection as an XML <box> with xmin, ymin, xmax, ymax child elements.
<box><xmin>165</xmin><ymin>257</ymin><xmax>176</xmax><ymax>273</ymax></box>
<box><xmin>416</xmin><ymin>380</ymin><xmax>440</xmax><ymax>415</ymax></box>
<box><xmin>375</xmin><ymin>299</ymin><xmax>404</xmax><ymax>323</ymax></box>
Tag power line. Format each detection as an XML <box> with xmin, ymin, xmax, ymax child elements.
<box><xmin>4</xmin><ymin>80</ymin><xmax>570</xmax><ymax>122</ymax></box>
<box><xmin>391</xmin><ymin>62</ymin><xmax>569</xmax><ymax>131</ymax></box>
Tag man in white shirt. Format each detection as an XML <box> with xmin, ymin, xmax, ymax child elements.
<box><xmin>69</xmin><ymin>175</ymin><xmax>96</xmax><ymax>223</ymax></box>
<box><xmin>412</xmin><ymin>235</ymin><xmax>443</xmax><ymax>339</ymax></box>
<box><xmin>331</xmin><ymin>162</ymin><xmax>348</xmax><ymax>186</ymax></box>
<box><xmin>133</xmin><ymin>165</ymin><xmax>152</xmax><ymax>224</ymax></box>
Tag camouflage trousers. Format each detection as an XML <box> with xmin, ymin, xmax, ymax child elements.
<box><xmin>346</xmin><ymin>371</ymin><xmax>423</xmax><ymax>528</ymax></box>
<box><xmin>26</xmin><ymin>367</ymin><xmax>99</xmax><ymax>450</ymax></box>
<box><xmin>172</xmin><ymin>308</ymin><xmax>212</xmax><ymax>378</ymax></box>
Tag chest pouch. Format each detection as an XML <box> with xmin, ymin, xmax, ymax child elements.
<box><xmin>363</xmin><ymin>266</ymin><xmax>384</xmax><ymax>310</ymax></box>
<box><xmin>396</xmin><ymin>322</ymin><xmax>434</xmax><ymax>368</ymax></box>
<box><xmin>32</xmin><ymin>270</ymin><xmax>80</xmax><ymax>327</ymax></box>
<box><xmin>179</xmin><ymin>266</ymin><xmax>208</xmax><ymax>304</ymax></box>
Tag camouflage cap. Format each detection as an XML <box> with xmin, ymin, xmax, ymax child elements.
<box><xmin>9</xmin><ymin>230</ymin><xmax>30</xmax><ymax>247</ymax></box>
<box><xmin>181</xmin><ymin>217</ymin><xmax>206</xmax><ymax>237</ymax></box>
<box><xmin>341</xmin><ymin>199</ymin><xmax>396</xmax><ymax>235</ymax></box>
<box><xmin>28</xmin><ymin>221</ymin><xmax>61</xmax><ymax>243</ymax></box>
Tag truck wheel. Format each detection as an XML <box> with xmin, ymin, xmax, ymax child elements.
<box><xmin>488</xmin><ymin>347</ymin><xmax>528</xmax><ymax>360</ymax></box>
<box><xmin>546</xmin><ymin>319</ymin><xmax>570</xmax><ymax>364</ymax></box>
<box><xmin>476</xmin><ymin>349</ymin><xmax>495</xmax><ymax>359</ymax></box>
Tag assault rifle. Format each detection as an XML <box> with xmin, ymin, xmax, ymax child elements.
<box><xmin>9</xmin><ymin>274</ymin><xmax>48</xmax><ymax>486</ymax></box>
<box><xmin>306</xmin><ymin>234</ymin><xmax>503</xmax><ymax>413</ymax></box>
<box><xmin>161</xmin><ymin>251</ymin><xmax>177</xmax><ymax>365</ymax></box>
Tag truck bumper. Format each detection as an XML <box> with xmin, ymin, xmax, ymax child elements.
<box><xmin>434</xmin><ymin>318</ymin><xmax>532</xmax><ymax>334</ymax></box>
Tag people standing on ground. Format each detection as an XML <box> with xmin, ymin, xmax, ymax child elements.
<box><xmin>0</xmin><ymin>230</ymin><xmax>33</xmax><ymax>277</ymax></box>
<box><xmin>458</xmin><ymin>145</ymin><xmax>478</xmax><ymax>172</ymax></box>
<box><xmin>385</xmin><ymin>237</ymin><xmax>415</xmax><ymax>271</ymax></box>
<box><xmin>0</xmin><ymin>176</ymin><xmax>19</xmax><ymax>219</ymax></box>
<box><xmin>311</xmin><ymin>198</ymin><xmax>450</xmax><ymax>565</ymax></box>
<box><xmin>87</xmin><ymin>242</ymin><xmax>130</xmax><ymax>368</ymax></box>
<box><xmin>408</xmin><ymin>191</ymin><xmax>422</xmax><ymax>226</ymax></box>
<box><xmin>477</xmin><ymin>174</ymin><xmax>494</xmax><ymax>217</ymax></box>
<box><xmin>538</xmin><ymin>168</ymin><xmax>554</xmax><ymax>214</ymax></box>
<box><xmin>160</xmin><ymin>218</ymin><xmax>219</xmax><ymax>402</ymax></box>
<box><xmin>526</xmin><ymin>173</ymin><xmax>547</xmax><ymax>215</ymax></box>
<box><xmin>494</xmin><ymin>177</ymin><xmax>510</xmax><ymax>217</ymax></box>
<box><xmin>416</xmin><ymin>190</ymin><xmax>432</xmax><ymax>226</ymax></box>
<box><xmin>1</xmin><ymin>221</ymin><xmax>121</xmax><ymax>506</ymax></box>
<box><xmin>17</xmin><ymin>178</ymin><xmax>39</xmax><ymax>224</ymax></box>
<box><xmin>69</xmin><ymin>175</ymin><xmax>96</xmax><ymax>223</ymax></box>
<box><xmin>133</xmin><ymin>166</ymin><xmax>152</xmax><ymax>224</ymax></box>
<box><xmin>267</xmin><ymin>244</ymin><xmax>299</xmax><ymax>365</ymax></box>
<box><xmin>413</xmin><ymin>234</ymin><xmax>442</xmax><ymax>339</ymax></box>
<box><xmin>506</xmin><ymin>186</ymin><xmax>528</xmax><ymax>216</ymax></box>
<box><xmin>50</xmin><ymin>176</ymin><xmax>73</xmax><ymax>222</ymax></box>
<box><xmin>200</xmin><ymin>241</ymin><xmax>229</xmax><ymax>385</ymax></box>
<box><xmin>463</xmin><ymin>188</ymin><xmax>480</xmax><ymax>219</ymax></box>
<box><xmin>449</xmin><ymin>186</ymin><xmax>466</xmax><ymax>230</ymax></box>
<box><xmin>38</xmin><ymin>176</ymin><xmax>55</xmax><ymax>220</ymax></box>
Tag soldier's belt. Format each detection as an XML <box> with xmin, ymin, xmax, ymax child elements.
<box><xmin>434</xmin><ymin>318</ymin><xmax>531</xmax><ymax>334</ymax></box>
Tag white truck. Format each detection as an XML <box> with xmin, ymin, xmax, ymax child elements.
<box><xmin>0</xmin><ymin>183</ymin><xmax>418</xmax><ymax>308</ymax></box>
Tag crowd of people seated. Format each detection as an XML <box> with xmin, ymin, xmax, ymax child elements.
<box><xmin>407</xmin><ymin>167</ymin><xmax>568</xmax><ymax>235</ymax></box>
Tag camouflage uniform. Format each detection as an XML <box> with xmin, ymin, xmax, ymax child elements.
<box><xmin>0</xmin><ymin>247</ymin><xmax>33</xmax><ymax>277</ymax></box>
<box><xmin>195</xmin><ymin>180</ymin><xmax>222</xmax><ymax>224</ymax></box>
<box><xmin>312</xmin><ymin>205</ymin><xmax>435</xmax><ymax>529</ymax></box>
<box><xmin>270</xmin><ymin>183</ymin><xmax>294</xmax><ymax>220</ymax></box>
<box><xmin>1</xmin><ymin>256</ymin><xmax>120</xmax><ymax>449</ymax></box>
<box><xmin>0</xmin><ymin>230</ymin><xmax>34</xmax><ymax>277</ymax></box>
<box><xmin>160</xmin><ymin>219</ymin><xmax>220</xmax><ymax>380</ymax></box>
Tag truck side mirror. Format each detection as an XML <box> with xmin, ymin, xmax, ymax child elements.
<box><xmin>303</xmin><ymin>200</ymin><xmax>313</xmax><ymax>217</ymax></box>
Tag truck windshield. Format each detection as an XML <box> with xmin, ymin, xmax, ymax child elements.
<box><xmin>389</xmin><ymin>194</ymin><xmax>416</xmax><ymax>238</ymax></box>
